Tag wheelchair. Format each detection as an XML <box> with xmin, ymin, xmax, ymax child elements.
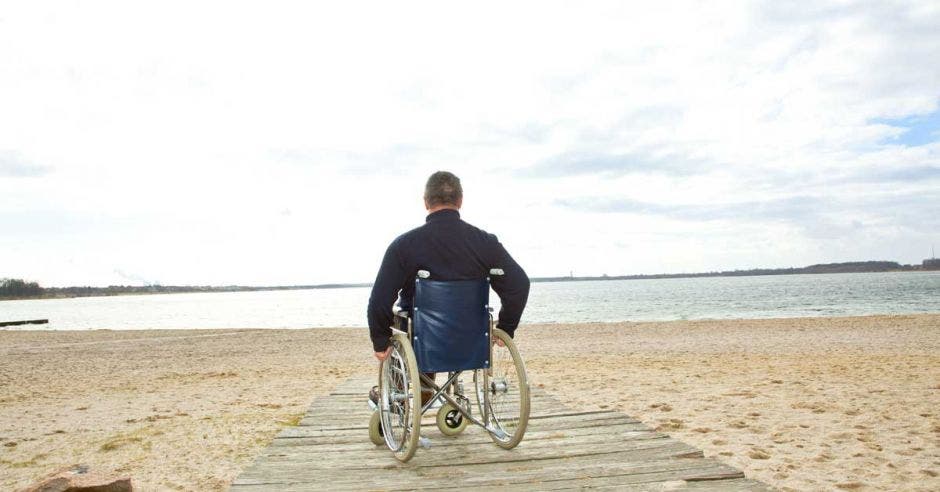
<box><xmin>367</xmin><ymin>269</ymin><xmax>531</xmax><ymax>462</ymax></box>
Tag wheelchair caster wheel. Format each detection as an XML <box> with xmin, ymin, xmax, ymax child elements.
<box><xmin>436</xmin><ymin>403</ymin><xmax>468</xmax><ymax>436</ymax></box>
<box><xmin>369</xmin><ymin>410</ymin><xmax>384</xmax><ymax>445</ymax></box>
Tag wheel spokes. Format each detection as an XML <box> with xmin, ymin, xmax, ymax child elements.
<box><xmin>489</xmin><ymin>343</ymin><xmax>521</xmax><ymax>435</ymax></box>
<box><xmin>475</xmin><ymin>336</ymin><xmax>523</xmax><ymax>442</ymax></box>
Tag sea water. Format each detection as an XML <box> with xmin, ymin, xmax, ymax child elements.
<box><xmin>1</xmin><ymin>271</ymin><xmax>938</xmax><ymax>330</ymax></box>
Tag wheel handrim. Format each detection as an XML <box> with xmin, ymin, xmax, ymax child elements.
<box><xmin>380</xmin><ymin>343</ymin><xmax>413</xmax><ymax>451</ymax></box>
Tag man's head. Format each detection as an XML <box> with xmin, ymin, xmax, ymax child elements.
<box><xmin>424</xmin><ymin>171</ymin><xmax>463</xmax><ymax>212</ymax></box>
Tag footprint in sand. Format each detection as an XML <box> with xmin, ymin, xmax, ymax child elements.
<box><xmin>656</xmin><ymin>418</ymin><xmax>684</xmax><ymax>430</ymax></box>
<box><xmin>748</xmin><ymin>448</ymin><xmax>771</xmax><ymax>460</ymax></box>
<box><xmin>855</xmin><ymin>432</ymin><xmax>874</xmax><ymax>442</ymax></box>
<box><xmin>771</xmin><ymin>432</ymin><xmax>791</xmax><ymax>444</ymax></box>
<box><xmin>828</xmin><ymin>431</ymin><xmax>854</xmax><ymax>441</ymax></box>
<box><xmin>792</xmin><ymin>401</ymin><xmax>827</xmax><ymax>413</ymax></box>
<box><xmin>814</xmin><ymin>452</ymin><xmax>834</xmax><ymax>462</ymax></box>
<box><xmin>835</xmin><ymin>482</ymin><xmax>866</xmax><ymax>490</ymax></box>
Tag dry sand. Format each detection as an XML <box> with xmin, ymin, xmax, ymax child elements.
<box><xmin>1</xmin><ymin>314</ymin><xmax>938</xmax><ymax>491</ymax></box>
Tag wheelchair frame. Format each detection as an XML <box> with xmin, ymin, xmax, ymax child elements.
<box><xmin>370</xmin><ymin>272</ymin><xmax>530</xmax><ymax>462</ymax></box>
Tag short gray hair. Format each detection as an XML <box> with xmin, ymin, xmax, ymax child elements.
<box><xmin>424</xmin><ymin>171</ymin><xmax>462</xmax><ymax>207</ymax></box>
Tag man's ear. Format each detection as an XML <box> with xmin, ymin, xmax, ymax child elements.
<box><xmin>424</xmin><ymin>198</ymin><xmax>430</xmax><ymax>210</ymax></box>
<box><xmin>456</xmin><ymin>197</ymin><xmax>463</xmax><ymax>209</ymax></box>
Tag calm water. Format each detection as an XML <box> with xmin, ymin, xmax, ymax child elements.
<box><xmin>1</xmin><ymin>272</ymin><xmax>938</xmax><ymax>330</ymax></box>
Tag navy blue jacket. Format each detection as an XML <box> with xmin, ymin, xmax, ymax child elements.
<box><xmin>367</xmin><ymin>209</ymin><xmax>530</xmax><ymax>352</ymax></box>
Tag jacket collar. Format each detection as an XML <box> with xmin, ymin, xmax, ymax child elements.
<box><xmin>426</xmin><ymin>208</ymin><xmax>460</xmax><ymax>223</ymax></box>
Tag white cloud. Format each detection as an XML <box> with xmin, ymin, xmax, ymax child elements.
<box><xmin>1</xmin><ymin>1</ymin><xmax>938</xmax><ymax>286</ymax></box>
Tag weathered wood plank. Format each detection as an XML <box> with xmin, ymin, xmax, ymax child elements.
<box><xmin>273</xmin><ymin>422</ymin><xmax>660</xmax><ymax>447</ymax></box>
<box><xmin>293</xmin><ymin>410</ymin><xmax>638</xmax><ymax>434</ymax></box>
<box><xmin>233</xmin><ymin>453</ymin><xmax>746</xmax><ymax>490</ymax></box>
<box><xmin>256</xmin><ymin>430</ymin><xmax>674</xmax><ymax>463</ymax></box>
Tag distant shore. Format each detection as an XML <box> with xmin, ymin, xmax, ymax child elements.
<box><xmin>1</xmin><ymin>314</ymin><xmax>938</xmax><ymax>491</ymax></box>
<box><xmin>4</xmin><ymin>260</ymin><xmax>938</xmax><ymax>301</ymax></box>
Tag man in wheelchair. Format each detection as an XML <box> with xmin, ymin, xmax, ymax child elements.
<box><xmin>365</xmin><ymin>171</ymin><xmax>531</xmax><ymax>462</ymax></box>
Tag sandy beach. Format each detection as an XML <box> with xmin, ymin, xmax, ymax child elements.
<box><xmin>1</xmin><ymin>314</ymin><xmax>938</xmax><ymax>491</ymax></box>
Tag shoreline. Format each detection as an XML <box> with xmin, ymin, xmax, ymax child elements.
<box><xmin>3</xmin><ymin>311</ymin><xmax>940</xmax><ymax>333</ymax></box>
<box><xmin>3</xmin><ymin>268</ymin><xmax>936</xmax><ymax>303</ymax></box>
<box><xmin>2</xmin><ymin>314</ymin><xmax>938</xmax><ymax>491</ymax></box>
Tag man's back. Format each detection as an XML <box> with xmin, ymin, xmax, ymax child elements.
<box><xmin>367</xmin><ymin>208</ymin><xmax>529</xmax><ymax>353</ymax></box>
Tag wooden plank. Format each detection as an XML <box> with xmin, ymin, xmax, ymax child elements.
<box><xmin>273</xmin><ymin>421</ymin><xmax>659</xmax><ymax>446</ymax></box>
<box><xmin>295</xmin><ymin>408</ymin><xmax>637</xmax><ymax>430</ymax></box>
<box><xmin>235</xmin><ymin>444</ymin><xmax>705</xmax><ymax>484</ymax></box>
<box><xmin>296</xmin><ymin>403</ymin><xmax>577</xmax><ymax>426</ymax></box>
<box><xmin>258</xmin><ymin>429</ymin><xmax>672</xmax><ymax>460</ymax></box>
<box><xmin>233</xmin><ymin>452</ymin><xmax>747</xmax><ymax>490</ymax></box>
<box><xmin>543</xmin><ymin>476</ymin><xmax>774</xmax><ymax>491</ymax></box>
<box><xmin>0</xmin><ymin>319</ymin><xmax>48</xmax><ymax>327</ymax></box>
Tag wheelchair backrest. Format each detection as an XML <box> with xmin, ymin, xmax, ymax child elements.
<box><xmin>412</xmin><ymin>276</ymin><xmax>490</xmax><ymax>373</ymax></box>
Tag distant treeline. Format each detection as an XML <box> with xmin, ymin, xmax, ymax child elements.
<box><xmin>532</xmin><ymin>261</ymin><xmax>929</xmax><ymax>282</ymax></box>
<box><xmin>0</xmin><ymin>281</ymin><xmax>371</xmax><ymax>300</ymax></box>
<box><xmin>1</xmin><ymin>260</ymin><xmax>935</xmax><ymax>301</ymax></box>
<box><xmin>0</xmin><ymin>278</ymin><xmax>43</xmax><ymax>298</ymax></box>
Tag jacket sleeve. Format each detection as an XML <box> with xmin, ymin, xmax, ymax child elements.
<box><xmin>487</xmin><ymin>236</ymin><xmax>530</xmax><ymax>338</ymax></box>
<box><xmin>367</xmin><ymin>239</ymin><xmax>406</xmax><ymax>352</ymax></box>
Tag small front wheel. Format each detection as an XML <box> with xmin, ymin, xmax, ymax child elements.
<box><xmin>368</xmin><ymin>410</ymin><xmax>384</xmax><ymax>445</ymax></box>
<box><xmin>436</xmin><ymin>403</ymin><xmax>469</xmax><ymax>436</ymax></box>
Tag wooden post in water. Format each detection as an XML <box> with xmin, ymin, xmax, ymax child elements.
<box><xmin>0</xmin><ymin>319</ymin><xmax>49</xmax><ymax>327</ymax></box>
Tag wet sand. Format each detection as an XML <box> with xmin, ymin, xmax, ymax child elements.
<box><xmin>1</xmin><ymin>314</ymin><xmax>938</xmax><ymax>491</ymax></box>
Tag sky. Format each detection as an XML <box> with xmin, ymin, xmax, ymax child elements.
<box><xmin>1</xmin><ymin>1</ymin><xmax>939</xmax><ymax>287</ymax></box>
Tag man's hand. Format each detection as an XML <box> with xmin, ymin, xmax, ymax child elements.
<box><xmin>494</xmin><ymin>338</ymin><xmax>505</xmax><ymax>347</ymax></box>
<box><xmin>374</xmin><ymin>347</ymin><xmax>392</xmax><ymax>361</ymax></box>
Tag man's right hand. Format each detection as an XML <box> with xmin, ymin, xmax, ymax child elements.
<box><xmin>374</xmin><ymin>347</ymin><xmax>392</xmax><ymax>361</ymax></box>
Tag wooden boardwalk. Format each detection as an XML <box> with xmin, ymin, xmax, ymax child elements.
<box><xmin>231</xmin><ymin>377</ymin><xmax>771</xmax><ymax>491</ymax></box>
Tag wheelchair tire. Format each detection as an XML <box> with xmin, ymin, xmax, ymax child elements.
<box><xmin>436</xmin><ymin>402</ymin><xmax>469</xmax><ymax>436</ymax></box>
<box><xmin>368</xmin><ymin>410</ymin><xmax>384</xmax><ymax>445</ymax></box>
<box><xmin>475</xmin><ymin>328</ymin><xmax>530</xmax><ymax>450</ymax></box>
<box><xmin>378</xmin><ymin>332</ymin><xmax>422</xmax><ymax>462</ymax></box>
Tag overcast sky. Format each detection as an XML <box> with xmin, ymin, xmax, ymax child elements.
<box><xmin>2</xmin><ymin>1</ymin><xmax>939</xmax><ymax>287</ymax></box>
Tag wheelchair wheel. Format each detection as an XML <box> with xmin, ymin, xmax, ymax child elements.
<box><xmin>436</xmin><ymin>402</ymin><xmax>469</xmax><ymax>436</ymax></box>
<box><xmin>368</xmin><ymin>410</ymin><xmax>384</xmax><ymax>445</ymax></box>
<box><xmin>474</xmin><ymin>328</ymin><xmax>530</xmax><ymax>449</ymax></box>
<box><xmin>379</xmin><ymin>332</ymin><xmax>421</xmax><ymax>462</ymax></box>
